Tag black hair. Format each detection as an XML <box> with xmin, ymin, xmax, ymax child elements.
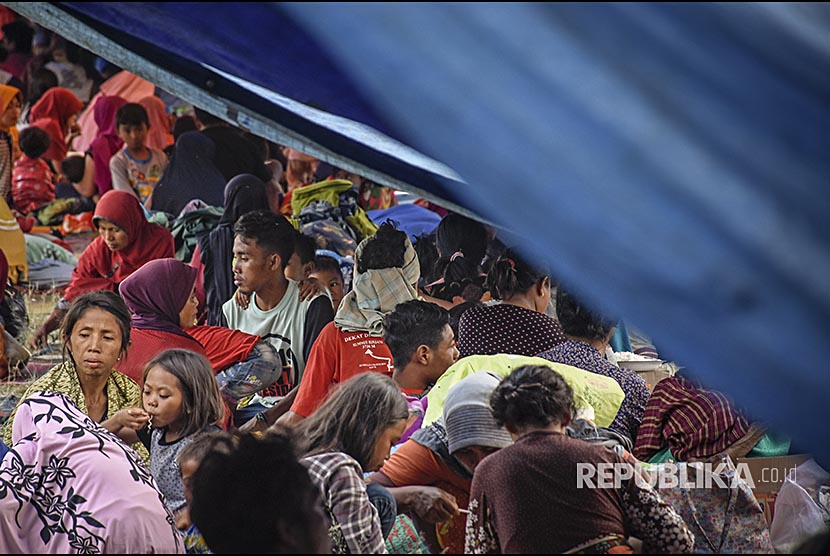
<box><xmin>383</xmin><ymin>300</ymin><xmax>450</xmax><ymax>370</ymax></box>
<box><xmin>18</xmin><ymin>125</ymin><xmax>50</xmax><ymax>159</ymax></box>
<box><xmin>191</xmin><ymin>432</ymin><xmax>327</xmax><ymax>554</ymax></box>
<box><xmin>26</xmin><ymin>67</ymin><xmax>58</xmax><ymax>106</ymax></box>
<box><xmin>233</xmin><ymin>210</ymin><xmax>295</xmax><ymax>270</ymax></box>
<box><xmin>116</xmin><ymin>103</ymin><xmax>149</xmax><ymax>128</ymax></box>
<box><xmin>312</xmin><ymin>255</ymin><xmax>343</xmax><ymax>280</ymax></box>
<box><xmin>357</xmin><ymin>222</ymin><xmax>407</xmax><ymax>274</ymax></box>
<box><xmin>556</xmin><ymin>287</ymin><xmax>617</xmax><ymax>342</ymax></box>
<box><xmin>61</xmin><ymin>291</ymin><xmax>131</xmax><ymax>363</ymax></box>
<box><xmin>448</xmin><ymin>300</ymin><xmax>482</xmax><ymax>337</ymax></box>
<box><xmin>61</xmin><ymin>154</ymin><xmax>86</xmax><ymax>183</ymax></box>
<box><xmin>435</xmin><ymin>213</ymin><xmax>488</xmax><ymax>264</ymax></box>
<box><xmin>293</xmin><ymin>231</ymin><xmax>317</xmax><ymax>265</ymax></box>
<box><xmin>142</xmin><ymin>349</ymin><xmax>225</xmax><ymax>438</ymax></box>
<box><xmin>490</xmin><ymin>365</ymin><xmax>574</xmax><ymax>430</ymax></box>
<box><xmin>295</xmin><ymin>373</ymin><xmax>409</xmax><ymax>470</ymax></box>
<box><xmin>413</xmin><ymin>233</ymin><xmax>440</xmax><ymax>287</ymax></box>
<box><xmin>1</xmin><ymin>20</ymin><xmax>34</xmax><ymax>54</ymax></box>
<box><xmin>172</xmin><ymin>115</ymin><xmax>198</xmax><ymax>141</ymax></box>
<box><xmin>486</xmin><ymin>248</ymin><xmax>548</xmax><ymax>300</ymax></box>
<box><xmin>430</xmin><ymin>256</ymin><xmax>486</xmax><ymax>303</ymax></box>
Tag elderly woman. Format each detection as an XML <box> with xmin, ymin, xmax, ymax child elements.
<box><xmin>30</xmin><ymin>189</ymin><xmax>174</xmax><ymax>348</ymax></box>
<box><xmin>4</xmin><ymin>291</ymin><xmax>148</xmax><ymax>460</ymax></box>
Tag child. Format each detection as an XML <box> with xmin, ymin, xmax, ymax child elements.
<box><xmin>57</xmin><ymin>153</ymin><xmax>95</xmax><ymax>200</ymax></box>
<box><xmin>310</xmin><ymin>254</ymin><xmax>345</xmax><ymax>311</ymax></box>
<box><xmin>284</xmin><ymin>230</ymin><xmax>317</xmax><ymax>283</ymax></box>
<box><xmin>109</xmin><ymin>102</ymin><xmax>168</xmax><ymax>207</ymax></box>
<box><xmin>110</xmin><ymin>349</ymin><xmax>225</xmax><ymax>517</ymax></box>
<box><xmin>176</xmin><ymin>430</ymin><xmax>235</xmax><ymax>553</ymax></box>
<box><xmin>11</xmin><ymin>126</ymin><xmax>54</xmax><ymax>215</ymax></box>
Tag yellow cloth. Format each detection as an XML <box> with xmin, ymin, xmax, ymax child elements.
<box><xmin>2</xmin><ymin>360</ymin><xmax>149</xmax><ymax>461</ymax></box>
<box><xmin>0</xmin><ymin>196</ymin><xmax>26</xmax><ymax>282</ymax></box>
<box><xmin>422</xmin><ymin>354</ymin><xmax>625</xmax><ymax>429</ymax></box>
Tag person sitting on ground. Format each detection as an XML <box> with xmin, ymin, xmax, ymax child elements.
<box><xmin>193</xmin><ymin>174</ymin><xmax>270</xmax><ymax>326</ymax></box>
<box><xmin>296</xmin><ymin>373</ymin><xmax>409</xmax><ymax>554</ymax></box>
<box><xmin>369</xmin><ymin>371</ymin><xmax>514</xmax><ymax>554</ymax></box>
<box><xmin>30</xmin><ymin>189</ymin><xmax>174</xmax><ymax>348</ymax></box>
<box><xmin>3</xmin><ymin>291</ymin><xmax>148</xmax><ymax>460</ymax></box>
<box><xmin>426</xmin><ymin>213</ymin><xmax>489</xmax><ymax>306</ymax></box>
<box><xmin>267</xmin><ymin>223</ymin><xmax>418</xmax><ymax>430</ymax></box>
<box><xmin>11</xmin><ymin>125</ymin><xmax>54</xmax><ymax>215</ymax></box>
<box><xmin>634</xmin><ymin>372</ymin><xmax>770</xmax><ymax>463</ymax></box>
<box><xmin>224</xmin><ymin>211</ymin><xmax>333</xmax><ymax>429</ymax></box>
<box><xmin>109</xmin><ymin>102</ymin><xmax>169</xmax><ymax>207</ymax></box>
<box><xmin>537</xmin><ymin>286</ymin><xmax>649</xmax><ymax>445</ymax></box>
<box><xmin>117</xmin><ymin>258</ymin><xmax>281</xmax><ymax>409</ymax></box>
<box><xmin>456</xmin><ymin>248</ymin><xmax>567</xmax><ymax>358</ymax></box>
<box><xmin>0</xmin><ymin>84</ymin><xmax>22</xmax><ymax>203</ymax></box>
<box><xmin>465</xmin><ymin>365</ymin><xmax>694</xmax><ymax>554</ymax></box>
<box><xmin>29</xmin><ymin>86</ymin><xmax>84</xmax><ymax>165</ymax></box>
<box><xmin>111</xmin><ymin>349</ymin><xmax>225</xmax><ymax>519</ymax></box>
<box><xmin>175</xmin><ymin>430</ymin><xmax>236</xmax><ymax>553</ymax></box>
<box><xmin>151</xmin><ymin>131</ymin><xmax>226</xmax><ymax>216</ymax></box>
<box><xmin>0</xmin><ymin>392</ymin><xmax>183</xmax><ymax>554</ymax></box>
<box><xmin>56</xmin><ymin>152</ymin><xmax>96</xmax><ymax>200</ymax></box>
<box><xmin>383</xmin><ymin>299</ymin><xmax>459</xmax><ymax>441</ymax></box>
<box><xmin>191</xmin><ymin>431</ymin><xmax>330</xmax><ymax>554</ymax></box>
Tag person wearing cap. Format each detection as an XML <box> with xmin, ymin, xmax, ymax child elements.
<box><xmin>368</xmin><ymin>371</ymin><xmax>513</xmax><ymax>554</ymax></box>
<box><xmin>29</xmin><ymin>190</ymin><xmax>174</xmax><ymax>348</ymax></box>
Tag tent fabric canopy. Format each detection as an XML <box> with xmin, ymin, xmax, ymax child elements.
<box><xmin>8</xmin><ymin>2</ymin><xmax>830</xmax><ymax>463</ymax></box>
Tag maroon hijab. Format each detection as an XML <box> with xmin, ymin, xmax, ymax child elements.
<box><xmin>119</xmin><ymin>258</ymin><xmax>197</xmax><ymax>338</ymax></box>
<box><xmin>89</xmin><ymin>95</ymin><xmax>127</xmax><ymax>195</ymax></box>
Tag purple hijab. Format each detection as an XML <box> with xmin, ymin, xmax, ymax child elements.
<box><xmin>89</xmin><ymin>95</ymin><xmax>127</xmax><ymax>196</ymax></box>
<box><xmin>119</xmin><ymin>258</ymin><xmax>197</xmax><ymax>337</ymax></box>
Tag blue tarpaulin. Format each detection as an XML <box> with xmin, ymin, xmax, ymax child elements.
<box><xmin>7</xmin><ymin>2</ymin><xmax>830</xmax><ymax>463</ymax></box>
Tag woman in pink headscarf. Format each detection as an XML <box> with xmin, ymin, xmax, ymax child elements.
<box><xmin>139</xmin><ymin>95</ymin><xmax>174</xmax><ymax>150</ymax></box>
<box><xmin>88</xmin><ymin>95</ymin><xmax>127</xmax><ymax>196</ymax></box>
<box><xmin>0</xmin><ymin>392</ymin><xmax>184</xmax><ymax>553</ymax></box>
<box><xmin>28</xmin><ymin>87</ymin><xmax>83</xmax><ymax>164</ymax></box>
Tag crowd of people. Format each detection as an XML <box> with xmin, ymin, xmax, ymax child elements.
<box><xmin>0</xmin><ymin>10</ymin><xmax>804</xmax><ymax>555</ymax></box>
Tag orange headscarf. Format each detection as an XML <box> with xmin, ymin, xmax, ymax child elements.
<box><xmin>139</xmin><ymin>96</ymin><xmax>174</xmax><ymax>150</ymax></box>
<box><xmin>0</xmin><ymin>84</ymin><xmax>22</xmax><ymax>155</ymax></box>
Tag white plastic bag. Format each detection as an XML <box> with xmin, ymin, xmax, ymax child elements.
<box><xmin>769</xmin><ymin>459</ymin><xmax>830</xmax><ymax>553</ymax></box>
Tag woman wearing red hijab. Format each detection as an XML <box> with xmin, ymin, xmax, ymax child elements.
<box><xmin>29</xmin><ymin>190</ymin><xmax>174</xmax><ymax>348</ymax></box>
<box><xmin>29</xmin><ymin>87</ymin><xmax>83</xmax><ymax>164</ymax></box>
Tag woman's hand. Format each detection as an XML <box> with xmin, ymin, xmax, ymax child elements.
<box><xmin>29</xmin><ymin>309</ymin><xmax>65</xmax><ymax>349</ymax></box>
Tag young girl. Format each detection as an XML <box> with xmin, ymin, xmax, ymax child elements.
<box><xmin>111</xmin><ymin>349</ymin><xmax>224</xmax><ymax>517</ymax></box>
<box><xmin>295</xmin><ymin>372</ymin><xmax>409</xmax><ymax>554</ymax></box>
